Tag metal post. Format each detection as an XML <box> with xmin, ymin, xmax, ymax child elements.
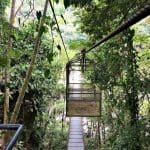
<box><xmin>66</xmin><ymin>62</ymin><xmax>71</xmax><ymax>114</ymax></box>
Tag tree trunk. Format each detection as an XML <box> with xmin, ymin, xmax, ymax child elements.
<box><xmin>10</xmin><ymin>0</ymin><xmax>49</xmax><ymax>123</ymax></box>
<box><xmin>3</xmin><ymin>0</ymin><xmax>16</xmax><ymax>146</ymax></box>
<box><xmin>125</xmin><ymin>29</ymin><xmax>140</xmax><ymax>150</ymax></box>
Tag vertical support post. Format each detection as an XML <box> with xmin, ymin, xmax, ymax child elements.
<box><xmin>66</xmin><ymin>61</ymin><xmax>70</xmax><ymax>115</ymax></box>
<box><xmin>81</xmin><ymin>49</ymin><xmax>86</xmax><ymax>73</ymax></box>
<box><xmin>94</xmin><ymin>64</ymin><xmax>96</xmax><ymax>101</ymax></box>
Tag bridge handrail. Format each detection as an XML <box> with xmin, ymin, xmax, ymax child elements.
<box><xmin>0</xmin><ymin>124</ymin><xmax>23</xmax><ymax>150</ymax></box>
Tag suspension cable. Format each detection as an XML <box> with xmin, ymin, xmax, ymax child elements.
<box><xmin>48</xmin><ymin>0</ymin><xmax>70</xmax><ymax>61</ymax></box>
<box><xmin>84</xmin><ymin>5</ymin><xmax>150</xmax><ymax>54</ymax></box>
<box><xmin>71</xmin><ymin>4</ymin><xmax>150</xmax><ymax>61</ymax></box>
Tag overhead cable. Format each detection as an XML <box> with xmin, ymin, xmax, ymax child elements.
<box><xmin>71</xmin><ymin>5</ymin><xmax>150</xmax><ymax>62</ymax></box>
<box><xmin>48</xmin><ymin>0</ymin><xmax>70</xmax><ymax>61</ymax></box>
<box><xmin>84</xmin><ymin>5</ymin><xmax>150</xmax><ymax>54</ymax></box>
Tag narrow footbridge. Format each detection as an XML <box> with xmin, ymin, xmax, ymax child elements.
<box><xmin>66</xmin><ymin>58</ymin><xmax>100</xmax><ymax>150</ymax></box>
<box><xmin>68</xmin><ymin>117</ymin><xmax>84</xmax><ymax>150</ymax></box>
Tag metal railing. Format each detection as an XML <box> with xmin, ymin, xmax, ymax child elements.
<box><xmin>0</xmin><ymin>124</ymin><xmax>23</xmax><ymax>150</ymax></box>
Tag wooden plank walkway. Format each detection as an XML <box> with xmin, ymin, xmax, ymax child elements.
<box><xmin>68</xmin><ymin>117</ymin><xmax>84</xmax><ymax>150</ymax></box>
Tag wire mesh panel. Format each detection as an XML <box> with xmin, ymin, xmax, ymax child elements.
<box><xmin>66</xmin><ymin>59</ymin><xmax>101</xmax><ymax>117</ymax></box>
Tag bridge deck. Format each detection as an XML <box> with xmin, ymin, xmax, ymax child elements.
<box><xmin>68</xmin><ymin>117</ymin><xmax>84</xmax><ymax>150</ymax></box>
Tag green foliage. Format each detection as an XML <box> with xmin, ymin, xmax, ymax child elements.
<box><xmin>84</xmin><ymin>138</ymin><xmax>98</xmax><ymax>150</ymax></box>
<box><xmin>28</xmin><ymin>100</ymin><xmax>68</xmax><ymax>150</ymax></box>
<box><xmin>0</xmin><ymin>13</ymin><xmax>10</xmax><ymax>68</ymax></box>
<box><xmin>0</xmin><ymin>56</ymin><xmax>7</xmax><ymax>67</ymax></box>
<box><xmin>0</xmin><ymin>13</ymin><xmax>68</xmax><ymax>147</ymax></box>
<box><xmin>39</xmin><ymin>25</ymin><xmax>47</xmax><ymax>37</ymax></box>
<box><xmin>77</xmin><ymin>1</ymin><xmax>150</xmax><ymax>149</ymax></box>
<box><xmin>68</xmin><ymin>39</ymin><xmax>88</xmax><ymax>50</ymax></box>
<box><xmin>47</xmin><ymin>52</ymin><xmax>53</xmax><ymax>63</ymax></box>
<box><xmin>0</xmin><ymin>0</ymin><xmax>9</xmax><ymax>15</ymax></box>
<box><xmin>0</xmin><ymin>0</ymin><xmax>149</xmax><ymax>149</ymax></box>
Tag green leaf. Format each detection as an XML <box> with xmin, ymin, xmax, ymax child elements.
<box><xmin>18</xmin><ymin>17</ymin><xmax>21</xmax><ymax>25</ymax></box>
<box><xmin>55</xmin><ymin>0</ymin><xmax>59</xmax><ymax>3</ymax></box>
<box><xmin>39</xmin><ymin>25</ymin><xmax>46</xmax><ymax>37</ymax></box>
<box><xmin>44</xmin><ymin>16</ymin><xmax>51</xmax><ymax>25</ymax></box>
<box><xmin>57</xmin><ymin>45</ymin><xmax>61</xmax><ymax>51</ymax></box>
<box><xmin>47</xmin><ymin>53</ymin><xmax>53</xmax><ymax>63</ymax></box>
<box><xmin>44</xmin><ymin>69</ymin><xmax>50</xmax><ymax>77</ymax></box>
<box><xmin>36</xmin><ymin>11</ymin><xmax>42</xmax><ymax>21</ymax></box>
<box><xmin>64</xmin><ymin>0</ymin><xmax>70</xmax><ymax>8</ymax></box>
<box><xmin>9</xmin><ymin>48</ymin><xmax>22</xmax><ymax>58</ymax></box>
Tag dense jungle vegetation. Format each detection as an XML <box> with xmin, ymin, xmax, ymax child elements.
<box><xmin>0</xmin><ymin>0</ymin><xmax>150</xmax><ymax>149</ymax></box>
